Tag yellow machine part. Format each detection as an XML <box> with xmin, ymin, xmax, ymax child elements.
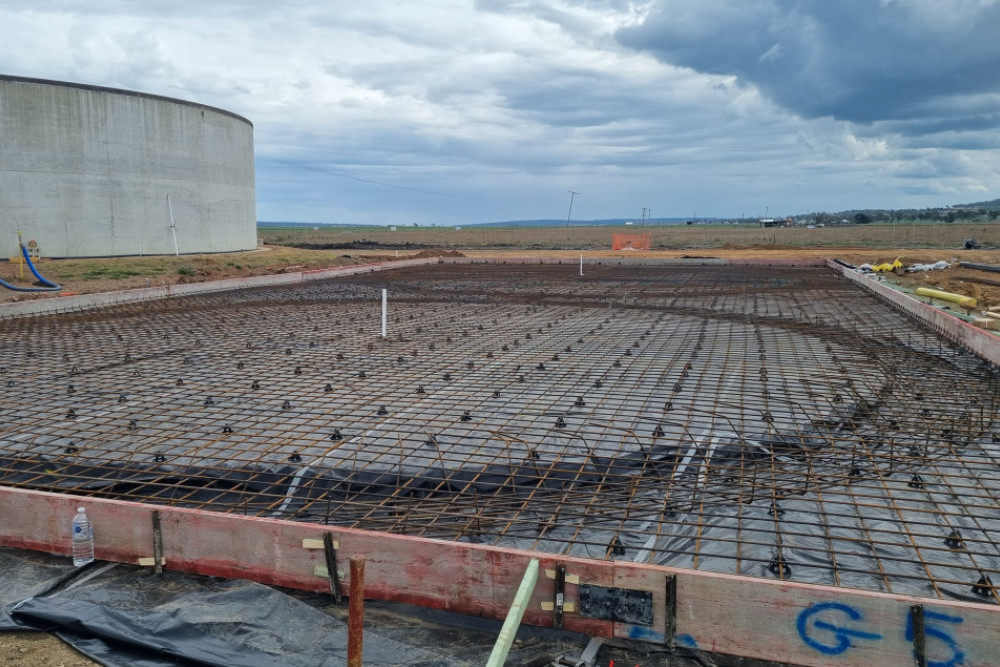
<box><xmin>872</xmin><ymin>258</ymin><xmax>903</xmax><ymax>272</ymax></box>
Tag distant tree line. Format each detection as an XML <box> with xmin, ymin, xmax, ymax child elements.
<box><xmin>806</xmin><ymin>206</ymin><xmax>1000</xmax><ymax>226</ymax></box>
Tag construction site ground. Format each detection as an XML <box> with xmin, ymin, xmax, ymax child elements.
<box><xmin>3</xmin><ymin>241</ymin><xmax>1000</xmax><ymax>667</ymax></box>
<box><xmin>4</xmin><ymin>245</ymin><xmax>1000</xmax><ymax>309</ymax></box>
<box><xmin>1</xmin><ymin>630</ymin><xmax>98</xmax><ymax>667</ymax></box>
<box><xmin>1</xmin><ymin>545</ymin><xmax>727</xmax><ymax>667</ymax></box>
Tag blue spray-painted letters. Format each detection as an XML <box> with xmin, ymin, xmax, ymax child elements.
<box><xmin>797</xmin><ymin>602</ymin><xmax>883</xmax><ymax>655</ymax></box>
<box><xmin>906</xmin><ymin>609</ymin><xmax>965</xmax><ymax>667</ymax></box>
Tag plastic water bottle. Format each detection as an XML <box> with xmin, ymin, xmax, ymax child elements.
<box><xmin>71</xmin><ymin>506</ymin><xmax>94</xmax><ymax>566</ymax></box>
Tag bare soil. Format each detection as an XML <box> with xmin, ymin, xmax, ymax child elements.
<box><xmin>0</xmin><ymin>246</ymin><xmax>397</xmax><ymax>304</ymax></box>
<box><xmin>4</xmin><ymin>243</ymin><xmax>1000</xmax><ymax>310</ymax></box>
<box><xmin>0</xmin><ymin>632</ymin><xmax>99</xmax><ymax>666</ymax></box>
<box><xmin>458</xmin><ymin>247</ymin><xmax>1000</xmax><ymax>309</ymax></box>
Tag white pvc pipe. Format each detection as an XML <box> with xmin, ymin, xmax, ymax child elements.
<box><xmin>381</xmin><ymin>288</ymin><xmax>387</xmax><ymax>338</ymax></box>
<box><xmin>579</xmin><ymin>253</ymin><xmax>583</xmax><ymax>276</ymax></box>
<box><xmin>167</xmin><ymin>194</ymin><xmax>179</xmax><ymax>256</ymax></box>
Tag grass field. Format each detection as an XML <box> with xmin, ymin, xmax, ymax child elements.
<box><xmin>259</xmin><ymin>221</ymin><xmax>1000</xmax><ymax>250</ymax></box>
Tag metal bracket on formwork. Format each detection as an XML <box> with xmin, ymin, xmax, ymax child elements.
<box><xmin>324</xmin><ymin>532</ymin><xmax>343</xmax><ymax>604</ymax></box>
<box><xmin>542</xmin><ymin>566</ymin><xmax>579</xmax><ymax>619</ymax></box>
<box><xmin>553</xmin><ymin>563</ymin><xmax>566</xmax><ymax>629</ymax></box>
<box><xmin>665</xmin><ymin>574</ymin><xmax>677</xmax><ymax>651</ymax></box>
<box><xmin>139</xmin><ymin>510</ymin><xmax>164</xmax><ymax>574</ymax></box>
<box><xmin>302</xmin><ymin>535</ymin><xmax>342</xmax><ymax>604</ymax></box>
<box><xmin>911</xmin><ymin>604</ymin><xmax>927</xmax><ymax>667</ymax></box>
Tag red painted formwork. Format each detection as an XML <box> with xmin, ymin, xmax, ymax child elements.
<box><xmin>827</xmin><ymin>259</ymin><xmax>1000</xmax><ymax>366</ymax></box>
<box><xmin>1</xmin><ymin>485</ymin><xmax>998</xmax><ymax>667</ymax></box>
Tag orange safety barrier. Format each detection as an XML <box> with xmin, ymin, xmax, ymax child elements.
<box><xmin>611</xmin><ymin>233</ymin><xmax>652</xmax><ymax>250</ymax></box>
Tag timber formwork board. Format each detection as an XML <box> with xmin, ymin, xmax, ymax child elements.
<box><xmin>1</xmin><ymin>263</ymin><xmax>999</xmax><ymax>606</ymax></box>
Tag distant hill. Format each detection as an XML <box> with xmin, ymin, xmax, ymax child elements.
<box><xmin>964</xmin><ymin>199</ymin><xmax>1000</xmax><ymax>209</ymax></box>
<box><xmin>260</xmin><ymin>197</ymin><xmax>1000</xmax><ymax>228</ymax></box>
<box><xmin>259</xmin><ymin>218</ymin><xmax>698</xmax><ymax>228</ymax></box>
<box><xmin>258</xmin><ymin>221</ymin><xmax>356</xmax><ymax>228</ymax></box>
<box><xmin>474</xmin><ymin>218</ymin><xmax>694</xmax><ymax>227</ymax></box>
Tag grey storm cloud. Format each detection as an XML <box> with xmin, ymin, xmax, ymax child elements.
<box><xmin>3</xmin><ymin>0</ymin><xmax>998</xmax><ymax>222</ymax></box>
<box><xmin>616</xmin><ymin>0</ymin><xmax>1000</xmax><ymax>134</ymax></box>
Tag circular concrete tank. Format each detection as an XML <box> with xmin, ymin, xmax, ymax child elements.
<box><xmin>0</xmin><ymin>75</ymin><xmax>256</xmax><ymax>258</ymax></box>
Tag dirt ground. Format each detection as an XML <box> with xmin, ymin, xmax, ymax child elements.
<box><xmin>0</xmin><ymin>245</ymin><xmax>390</xmax><ymax>304</ymax></box>
<box><xmin>4</xmin><ymin>244</ymin><xmax>1000</xmax><ymax>310</ymax></box>
<box><xmin>467</xmin><ymin>247</ymin><xmax>1000</xmax><ymax>309</ymax></box>
<box><xmin>0</xmin><ymin>631</ymin><xmax>99</xmax><ymax>666</ymax></box>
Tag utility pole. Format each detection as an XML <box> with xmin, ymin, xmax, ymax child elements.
<box><xmin>641</xmin><ymin>207</ymin><xmax>647</xmax><ymax>226</ymax></box>
<box><xmin>566</xmin><ymin>191</ymin><xmax>578</xmax><ymax>227</ymax></box>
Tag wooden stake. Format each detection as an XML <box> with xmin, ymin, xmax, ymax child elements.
<box><xmin>348</xmin><ymin>558</ymin><xmax>365</xmax><ymax>667</ymax></box>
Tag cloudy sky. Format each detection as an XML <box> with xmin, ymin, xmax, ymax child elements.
<box><xmin>2</xmin><ymin>1</ymin><xmax>999</xmax><ymax>224</ymax></box>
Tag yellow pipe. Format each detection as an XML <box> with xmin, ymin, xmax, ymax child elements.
<box><xmin>916</xmin><ymin>287</ymin><xmax>977</xmax><ymax>309</ymax></box>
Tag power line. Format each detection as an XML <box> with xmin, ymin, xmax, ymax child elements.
<box><xmin>569</xmin><ymin>191</ymin><xmax>626</xmax><ymax>217</ymax></box>
<box><xmin>264</xmin><ymin>157</ymin><xmax>454</xmax><ymax>197</ymax></box>
<box><xmin>566</xmin><ymin>191</ymin><xmax>578</xmax><ymax>227</ymax></box>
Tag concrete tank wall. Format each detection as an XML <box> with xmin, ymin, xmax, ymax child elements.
<box><xmin>0</xmin><ymin>75</ymin><xmax>256</xmax><ymax>258</ymax></box>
